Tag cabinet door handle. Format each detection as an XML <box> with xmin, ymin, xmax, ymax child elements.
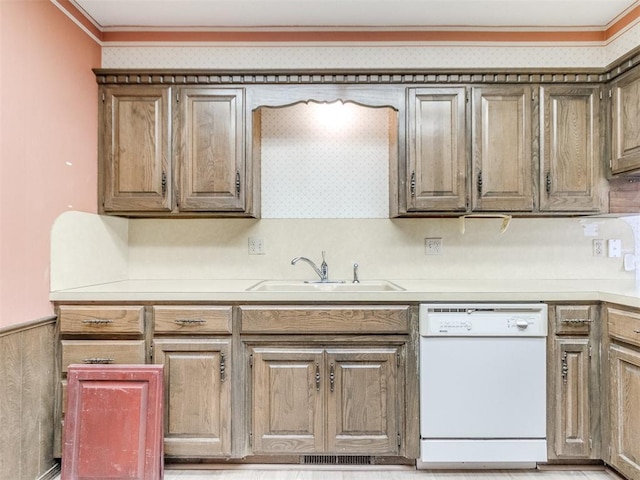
<box><xmin>546</xmin><ymin>173</ymin><xmax>551</xmax><ymax>194</ymax></box>
<box><xmin>410</xmin><ymin>171</ymin><xmax>416</xmax><ymax>197</ymax></box>
<box><xmin>81</xmin><ymin>319</ymin><xmax>113</xmax><ymax>325</ymax></box>
<box><xmin>634</xmin><ymin>329</ymin><xmax>640</xmax><ymax>334</ymax></box>
<box><xmin>330</xmin><ymin>362</ymin><xmax>335</xmax><ymax>393</ymax></box>
<box><xmin>220</xmin><ymin>353</ymin><xmax>226</xmax><ymax>383</ymax></box>
<box><xmin>561</xmin><ymin>351</ymin><xmax>568</xmax><ymax>384</ymax></box>
<box><xmin>83</xmin><ymin>357</ymin><xmax>114</xmax><ymax>364</ymax></box>
<box><xmin>477</xmin><ymin>171</ymin><xmax>483</xmax><ymax>195</ymax></box>
<box><xmin>161</xmin><ymin>171</ymin><xmax>167</xmax><ymax>196</ymax></box>
<box><xmin>236</xmin><ymin>171</ymin><xmax>241</xmax><ymax>196</ymax></box>
<box><xmin>315</xmin><ymin>363</ymin><xmax>321</xmax><ymax>391</ymax></box>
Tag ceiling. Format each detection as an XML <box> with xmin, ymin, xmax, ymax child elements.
<box><xmin>72</xmin><ymin>0</ymin><xmax>639</xmax><ymax>30</ymax></box>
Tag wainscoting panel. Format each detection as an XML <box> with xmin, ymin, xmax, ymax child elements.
<box><xmin>0</xmin><ymin>318</ymin><xmax>57</xmax><ymax>480</ymax></box>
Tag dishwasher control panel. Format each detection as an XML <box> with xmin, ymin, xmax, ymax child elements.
<box><xmin>419</xmin><ymin>303</ymin><xmax>548</xmax><ymax>337</ymax></box>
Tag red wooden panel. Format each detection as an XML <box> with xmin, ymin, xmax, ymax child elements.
<box><xmin>62</xmin><ymin>365</ymin><xmax>164</xmax><ymax>480</ymax></box>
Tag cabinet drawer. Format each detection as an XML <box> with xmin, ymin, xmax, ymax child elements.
<box><xmin>153</xmin><ymin>306</ymin><xmax>232</xmax><ymax>334</ymax></box>
<box><xmin>554</xmin><ymin>305</ymin><xmax>594</xmax><ymax>335</ymax></box>
<box><xmin>61</xmin><ymin>340</ymin><xmax>146</xmax><ymax>372</ymax></box>
<box><xmin>58</xmin><ymin>306</ymin><xmax>144</xmax><ymax>335</ymax></box>
<box><xmin>240</xmin><ymin>305</ymin><xmax>410</xmax><ymax>334</ymax></box>
<box><xmin>608</xmin><ymin>307</ymin><xmax>640</xmax><ymax>348</ymax></box>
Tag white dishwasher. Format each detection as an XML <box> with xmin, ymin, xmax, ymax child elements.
<box><xmin>418</xmin><ymin>303</ymin><xmax>548</xmax><ymax>469</ymax></box>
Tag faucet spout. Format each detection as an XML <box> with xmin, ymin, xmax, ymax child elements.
<box><xmin>291</xmin><ymin>252</ymin><xmax>329</xmax><ymax>282</ymax></box>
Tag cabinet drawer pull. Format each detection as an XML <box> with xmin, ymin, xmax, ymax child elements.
<box><xmin>315</xmin><ymin>363</ymin><xmax>321</xmax><ymax>391</ymax></box>
<box><xmin>634</xmin><ymin>329</ymin><xmax>640</xmax><ymax>334</ymax></box>
<box><xmin>81</xmin><ymin>319</ymin><xmax>113</xmax><ymax>325</ymax></box>
<box><xmin>174</xmin><ymin>318</ymin><xmax>206</xmax><ymax>325</ymax></box>
<box><xmin>83</xmin><ymin>357</ymin><xmax>114</xmax><ymax>364</ymax></box>
<box><xmin>561</xmin><ymin>318</ymin><xmax>592</xmax><ymax>324</ymax></box>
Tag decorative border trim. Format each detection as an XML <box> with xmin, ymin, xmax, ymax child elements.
<box><xmin>94</xmin><ymin>69</ymin><xmax>609</xmax><ymax>85</ymax></box>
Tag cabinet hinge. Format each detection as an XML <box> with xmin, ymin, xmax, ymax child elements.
<box><xmin>176</xmin><ymin>92</ymin><xmax>180</xmax><ymax>103</ymax></box>
<box><xmin>599</xmin><ymin>90</ymin><xmax>603</xmax><ymax>100</ymax></box>
<box><xmin>589</xmin><ymin>344</ymin><xmax>592</xmax><ymax>358</ymax></box>
<box><xmin>249</xmin><ymin>432</ymin><xmax>253</xmax><ymax>447</ymax></box>
<box><xmin>397</xmin><ymin>433</ymin><xmax>401</xmax><ymax>448</ymax></box>
<box><xmin>608</xmin><ymin>89</ymin><xmax>612</xmax><ymax>99</ymax></box>
<box><xmin>101</xmin><ymin>92</ymin><xmax>105</xmax><ymax>103</ymax></box>
<box><xmin>589</xmin><ymin>437</ymin><xmax>593</xmax><ymax>451</ymax></box>
<box><xmin>396</xmin><ymin>352</ymin><xmax>401</xmax><ymax>367</ymax></box>
<box><xmin>249</xmin><ymin>353</ymin><xmax>253</xmax><ymax>368</ymax></box>
<box><xmin>149</xmin><ymin>344</ymin><xmax>154</xmax><ymax>361</ymax></box>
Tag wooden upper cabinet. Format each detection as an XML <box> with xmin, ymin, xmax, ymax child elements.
<box><xmin>471</xmin><ymin>85</ymin><xmax>533</xmax><ymax>212</ymax></box>
<box><xmin>611</xmin><ymin>68</ymin><xmax>640</xmax><ymax>175</ymax></box>
<box><xmin>540</xmin><ymin>85</ymin><xmax>605</xmax><ymax>213</ymax></box>
<box><xmin>101</xmin><ymin>86</ymin><xmax>172</xmax><ymax>213</ymax></box>
<box><xmin>174</xmin><ymin>88</ymin><xmax>248</xmax><ymax>212</ymax></box>
<box><xmin>406</xmin><ymin>87</ymin><xmax>468</xmax><ymax>212</ymax></box>
<box><xmin>98</xmin><ymin>82</ymin><xmax>257</xmax><ymax>216</ymax></box>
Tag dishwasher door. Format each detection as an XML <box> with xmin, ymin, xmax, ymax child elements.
<box><xmin>420</xmin><ymin>336</ymin><xmax>546</xmax><ymax>438</ymax></box>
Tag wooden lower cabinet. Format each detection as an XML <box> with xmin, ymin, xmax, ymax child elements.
<box><xmin>153</xmin><ymin>338</ymin><xmax>232</xmax><ymax>457</ymax></box>
<box><xmin>609</xmin><ymin>344</ymin><xmax>640</xmax><ymax>480</ymax></box>
<box><xmin>547</xmin><ymin>304</ymin><xmax>599</xmax><ymax>462</ymax></box>
<box><xmin>549</xmin><ymin>338</ymin><xmax>592</xmax><ymax>459</ymax></box>
<box><xmin>250</xmin><ymin>345</ymin><xmax>402</xmax><ymax>456</ymax></box>
<box><xmin>606</xmin><ymin>306</ymin><xmax>640</xmax><ymax>480</ymax></box>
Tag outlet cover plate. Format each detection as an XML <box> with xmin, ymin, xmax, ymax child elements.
<box><xmin>425</xmin><ymin>238</ymin><xmax>443</xmax><ymax>255</ymax></box>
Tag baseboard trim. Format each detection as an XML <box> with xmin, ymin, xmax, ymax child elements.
<box><xmin>37</xmin><ymin>462</ymin><xmax>60</xmax><ymax>480</ymax></box>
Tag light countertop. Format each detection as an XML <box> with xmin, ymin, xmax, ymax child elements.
<box><xmin>50</xmin><ymin>278</ymin><xmax>640</xmax><ymax>308</ymax></box>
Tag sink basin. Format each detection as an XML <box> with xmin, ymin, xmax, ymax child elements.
<box><xmin>247</xmin><ymin>280</ymin><xmax>405</xmax><ymax>292</ymax></box>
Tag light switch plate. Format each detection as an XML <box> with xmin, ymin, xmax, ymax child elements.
<box><xmin>608</xmin><ymin>239</ymin><xmax>622</xmax><ymax>258</ymax></box>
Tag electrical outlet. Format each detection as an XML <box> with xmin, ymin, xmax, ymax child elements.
<box><xmin>248</xmin><ymin>237</ymin><xmax>265</xmax><ymax>255</ymax></box>
<box><xmin>425</xmin><ymin>238</ymin><xmax>443</xmax><ymax>255</ymax></box>
<box><xmin>593</xmin><ymin>239</ymin><xmax>605</xmax><ymax>257</ymax></box>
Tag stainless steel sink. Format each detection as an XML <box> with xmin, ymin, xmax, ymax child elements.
<box><xmin>247</xmin><ymin>280</ymin><xmax>405</xmax><ymax>292</ymax></box>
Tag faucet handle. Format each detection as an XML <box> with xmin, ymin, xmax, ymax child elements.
<box><xmin>352</xmin><ymin>263</ymin><xmax>360</xmax><ymax>283</ymax></box>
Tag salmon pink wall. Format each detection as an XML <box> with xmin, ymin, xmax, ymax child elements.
<box><xmin>0</xmin><ymin>0</ymin><xmax>100</xmax><ymax>327</ymax></box>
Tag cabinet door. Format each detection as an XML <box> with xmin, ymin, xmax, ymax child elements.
<box><xmin>101</xmin><ymin>86</ymin><xmax>172</xmax><ymax>212</ymax></box>
<box><xmin>251</xmin><ymin>347</ymin><xmax>324</xmax><ymax>454</ymax></box>
<box><xmin>325</xmin><ymin>347</ymin><xmax>400</xmax><ymax>455</ymax></box>
<box><xmin>406</xmin><ymin>87</ymin><xmax>467</xmax><ymax>212</ymax></box>
<box><xmin>549</xmin><ymin>338</ymin><xmax>592</xmax><ymax>459</ymax></box>
<box><xmin>153</xmin><ymin>338</ymin><xmax>231</xmax><ymax>457</ymax></box>
<box><xmin>471</xmin><ymin>85</ymin><xmax>533</xmax><ymax>211</ymax></box>
<box><xmin>540</xmin><ymin>86</ymin><xmax>605</xmax><ymax>212</ymax></box>
<box><xmin>609</xmin><ymin>344</ymin><xmax>640</xmax><ymax>479</ymax></box>
<box><xmin>611</xmin><ymin>69</ymin><xmax>640</xmax><ymax>175</ymax></box>
<box><xmin>62</xmin><ymin>365</ymin><xmax>163</xmax><ymax>480</ymax></box>
<box><xmin>175</xmin><ymin>88</ymin><xmax>247</xmax><ymax>212</ymax></box>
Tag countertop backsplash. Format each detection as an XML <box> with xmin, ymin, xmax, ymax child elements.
<box><xmin>51</xmin><ymin>211</ymin><xmax>635</xmax><ymax>292</ymax></box>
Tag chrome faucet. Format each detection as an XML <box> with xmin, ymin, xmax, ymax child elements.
<box><xmin>291</xmin><ymin>251</ymin><xmax>329</xmax><ymax>282</ymax></box>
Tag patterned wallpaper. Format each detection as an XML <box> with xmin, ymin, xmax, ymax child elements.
<box><xmin>101</xmin><ymin>20</ymin><xmax>640</xmax><ymax>70</ymax></box>
<box><xmin>260</xmin><ymin>103</ymin><xmax>390</xmax><ymax>218</ymax></box>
